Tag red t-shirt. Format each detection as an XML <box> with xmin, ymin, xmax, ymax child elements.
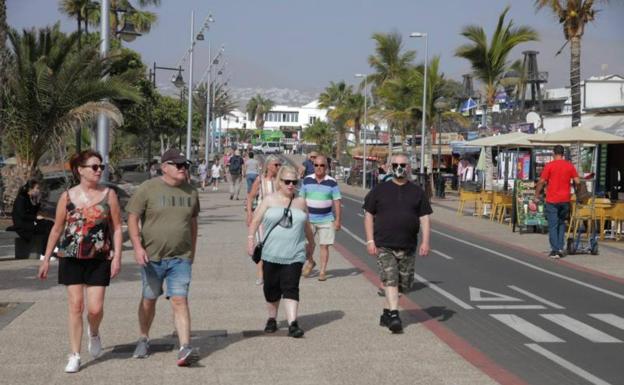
<box><xmin>540</xmin><ymin>159</ymin><xmax>578</xmax><ymax>203</ymax></box>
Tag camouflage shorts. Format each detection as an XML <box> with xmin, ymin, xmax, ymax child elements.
<box><xmin>376</xmin><ymin>247</ymin><xmax>416</xmax><ymax>292</ymax></box>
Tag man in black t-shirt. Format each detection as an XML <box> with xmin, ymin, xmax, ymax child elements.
<box><xmin>363</xmin><ymin>153</ymin><xmax>432</xmax><ymax>333</ymax></box>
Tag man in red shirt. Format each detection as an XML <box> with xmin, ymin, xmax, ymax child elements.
<box><xmin>535</xmin><ymin>145</ymin><xmax>580</xmax><ymax>258</ymax></box>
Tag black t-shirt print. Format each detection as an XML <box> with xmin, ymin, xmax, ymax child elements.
<box><xmin>363</xmin><ymin>180</ymin><xmax>433</xmax><ymax>249</ymax></box>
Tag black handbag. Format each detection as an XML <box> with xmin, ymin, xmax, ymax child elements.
<box><xmin>252</xmin><ymin>197</ymin><xmax>293</xmax><ymax>264</ymax></box>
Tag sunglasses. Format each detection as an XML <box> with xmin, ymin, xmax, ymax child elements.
<box><xmin>314</xmin><ymin>164</ymin><xmax>326</xmax><ymax>168</ymax></box>
<box><xmin>167</xmin><ymin>162</ymin><xmax>189</xmax><ymax>170</ymax></box>
<box><xmin>392</xmin><ymin>163</ymin><xmax>407</xmax><ymax>169</ymax></box>
<box><xmin>281</xmin><ymin>179</ymin><xmax>298</xmax><ymax>186</ymax></box>
<box><xmin>279</xmin><ymin>208</ymin><xmax>293</xmax><ymax>228</ymax></box>
<box><xmin>81</xmin><ymin>164</ymin><xmax>105</xmax><ymax>172</ymax></box>
<box><xmin>272</xmin><ymin>163</ymin><xmax>282</xmax><ymax>167</ymax></box>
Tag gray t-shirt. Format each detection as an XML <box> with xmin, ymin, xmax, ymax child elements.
<box><xmin>126</xmin><ymin>178</ymin><xmax>200</xmax><ymax>261</ymax></box>
<box><xmin>245</xmin><ymin>158</ymin><xmax>260</xmax><ymax>175</ymax></box>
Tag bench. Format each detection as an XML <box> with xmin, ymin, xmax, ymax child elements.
<box><xmin>5</xmin><ymin>226</ymin><xmax>45</xmax><ymax>260</ymax></box>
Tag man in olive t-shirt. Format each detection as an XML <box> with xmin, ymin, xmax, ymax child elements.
<box><xmin>126</xmin><ymin>148</ymin><xmax>200</xmax><ymax>367</ymax></box>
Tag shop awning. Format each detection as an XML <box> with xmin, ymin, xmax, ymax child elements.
<box><xmin>529</xmin><ymin>126</ymin><xmax>624</xmax><ymax>144</ymax></box>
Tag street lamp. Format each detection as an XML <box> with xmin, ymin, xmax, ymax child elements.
<box><xmin>355</xmin><ymin>73</ymin><xmax>368</xmax><ymax>190</ymax></box>
<box><xmin>410</xmin><ymin>32</ymin><xmax>428</xmax><ymax>181</ymax></box>
<box><xmin>96</xmin><ymin>0</ymin><xmax>111</xmax><ymax>181</ymax></box>
<box><xmin>199</xmin><ymin>45</ymin><xmax>224</xmax><ymax>161</ymax></box>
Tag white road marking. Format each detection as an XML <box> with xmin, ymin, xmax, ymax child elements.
<box><xmin>432</xmin><ymin>249</ymin><xmax>453</xmax><ymax>260</ymax></box>
<box><xmin>540</xmin><ymin>314</ymin><xmax>622</xmax><ymax>343</ymax></box>
<box><xmin>432</xmin><ymin>229</ymin><xmax>624</xmax><ymax>301</ymax></box>
<box><xmin>525</xmin><ymin>343</ymin><xmax>613</xmax><ymax>385</ymax></box>
<box><xmin>508</xmin><ymin>285</ymin><xmax>565</xmax><ymax>309</ymax></box>
<box><xmin>341</xmin><ymin>225</ymin><xmax>367</xmax><ymax>246</ymax></box>
<box><xmin>341</xmin><ymin>195</ymin><xmax>363</xmax><ymax>204</ymax></box>
<box><xmin>413</xmin><ymin>273</ymin><xmax>474</xmax><ymax>310</ymax></box>
<box><xmin>478</xmin><ymin>305</ymin><xmax>546</xmax><ymax>310</ymax></box>
<box><xmin>469</xmin><ymin>287</ymin><xmax>523</xmax><ymax>302</ymax></box>
<box><xmin>0</xmin><ymin>245</ymin><xmax>13</xmax><ymax>249</ymax></box>
<box><xmin>589</xmin><ymin>314</ymin><xmax>624</xmax><ymax>331</ymax></box>
<box><xmin>490</xmin><ymin>314</ymin><xmax>564</xmax><ymax>343</ymax></box>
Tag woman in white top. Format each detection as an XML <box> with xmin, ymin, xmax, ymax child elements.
<box><xmin>211</xmin><ymin>157</ymin><xmax>222</xmax><ymax>191</ymax></box>
<box><xmin>246</xmin><ymin>155</ymin><xmax>282</xmax><ymax>285</ymax></box>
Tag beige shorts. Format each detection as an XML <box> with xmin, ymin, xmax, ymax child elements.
<box><xmin>312</xmin><ymin>222</ymin><xmax>335</xmax><ymax>245</ymax></box>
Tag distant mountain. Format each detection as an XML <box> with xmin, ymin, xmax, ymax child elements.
<box><xmin>229</xmin><ymin>87</ymin><xmax>321</xmax><ymax>108</ymax></box>
<box><xmin>156</xmin><ymin>82</ymin><xmax>320</xmax><ymax>108</ymax></box>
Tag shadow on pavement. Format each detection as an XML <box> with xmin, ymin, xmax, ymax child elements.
<box><xmin>305</xmin><ymin>267</ymin><xmax>362</xmax><ymax>279</ymax></box>
<box><xmin>402</xmin><ymin>305</ymin><xmax>457</xmax><ymax>329</ymax></box>
<box><xmin>0</xmin><ymin>261</ymin><xmax>142</xmax><ymax>291</ymax></box>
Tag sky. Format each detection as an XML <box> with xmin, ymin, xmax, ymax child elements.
<box><xmin>7</xmin><ymin>0</ymin><xmax>624</xmax><ymax>93</ymax></box>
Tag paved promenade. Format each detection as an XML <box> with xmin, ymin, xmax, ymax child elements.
<box><xmin>0</xmin><ymin>187</ymin><xmax>496</xmax><ymax>385</ymax></box>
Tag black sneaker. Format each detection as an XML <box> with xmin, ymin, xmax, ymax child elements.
<box><xmin>264</xmin><ymin>318</ymin><xmax>277</xmax><ymax>333</ymax></box>
<box><xmin>387</xmin><ymin>310</ymin><xmax>403</xmax><ymax>334</ymax></box>
<box><xmin>379</xmin><ymin>309</ymin><xmax>391</xmax><ymax>327</ymax></box>
<box><xmin>229</xmin><ymin>195</ymin><xmax>233</xmax><ymax>200</ymax></box>
<box><xmin>176</xmin><ymin>345</ymin><xmax>198</xmax><ymax>367</ymax></box>
<box><xmin>548</xmin><ymin>251</ymin><xmax>560</xmax><ymax>259</ymax></box>
<box><xmin>557</xmin><ymin>250</ymin><xmax>566</xmax><ymax>258</ymax></box>
<box><xmin>288</xmin><ymin>321</ymin><xmax>304</xmax><ymax>338</ymax></box>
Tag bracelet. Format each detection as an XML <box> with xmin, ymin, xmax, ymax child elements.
<box><xmin>366</xmin><ymin>240</ymin><xmax>374</xmax><ymax>244</ymax></box>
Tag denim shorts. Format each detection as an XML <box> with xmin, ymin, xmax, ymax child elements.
<box><xmin>141</xmin><ymin>258</ymin><xmax>192</xmax><ymax>299</ymax></box>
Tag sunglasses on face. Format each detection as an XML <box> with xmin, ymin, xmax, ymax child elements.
<box><xmin>392</xmin><ymin>163</ymin><xmax>407</xmax><ymax>169</ymax></box>
<box><xmin>281</xmin><ymin>179</ymin><xmax>298</xmax><ymax>186</ymax></box>
<box><xmin>81</xmin><ymin>164</ymin><xmax>105</xmax><ymax>172</ymax></box>
<box><xmin>167</xmin><ymin>162</ymin><xmax>189</xmax><ymax>170</ymax></box>
<box><xmin>272</xmin><ymin>163</ymin><xmax>282</xmax><ymax>167</ymax></box>
<box><xmin>314</xmin><ymin>164</ymin><xmax>326</xmax><ymax>168</ymax></box>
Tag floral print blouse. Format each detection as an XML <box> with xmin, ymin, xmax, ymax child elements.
<box><xmin>57</xmin><ymin>189</ymin><xmax>112</xmax><ymax>260</ymax></box>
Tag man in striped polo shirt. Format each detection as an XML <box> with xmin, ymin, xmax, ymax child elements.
<box><xmin>300</xmin><ymin>155</ymin><xmax>341</xmax><ymax>281</ymax></box>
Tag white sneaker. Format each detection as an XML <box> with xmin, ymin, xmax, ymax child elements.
<box><xmin>64</xmin><ymin>353</ymin><xmax>81</xmax><ymax>373</ymax></box>
<box><xmin>87</xmin><ymin>326</ymin><xmax>103</xmax><ymax>358</ymax></box>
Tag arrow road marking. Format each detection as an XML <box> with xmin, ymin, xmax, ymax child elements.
<box><xmin>525</xmin><ymin>343</ymin><xmax>613</xmax><ymax>385</ymax></box>
<box><xmin>490</xmin><ymin>314</ymin><xmax>564</xmax><ymax>343</ymax></box>
<box><xmin>469</xmin><ymin>287</ymin><xmax>523</xmax><ymax>302</ymax></box>
<box><xmin>413</xmin><ymin>273</ymin><xmax>474</xmax><ymax>310</ymax></box>
<box><xmin>433</xmin><ymin>229</ymin><xmax>624</xmax><ymax>301</ymax></box>
<box><xmin>540</xmin><ymin>314</ymin><xmax>622</xmax><ymax>343</ymax></box>
<box><xmin>507</xmin><ymin>285</ymin><xmax>565</xmax><ymax>309</ymax></box>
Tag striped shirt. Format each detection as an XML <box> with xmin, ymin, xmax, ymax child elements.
<box><xmin>300</xmin><ymin>174</ymin><xmax>341</xmax><ymax>223</ymax></box>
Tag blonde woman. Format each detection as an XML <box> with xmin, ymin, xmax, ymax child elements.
<box><xmin>246</xmin><ymin>155</ymin><xmax>281</xmax><ymax>285</ymax></box>
<box><xmin>247</xmin><ymin>165</ymin><xmax>315</xmax><ymax>337</ymax></box>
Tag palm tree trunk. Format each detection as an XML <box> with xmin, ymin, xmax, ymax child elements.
<box><xmin>570</xmin><ymin>35</ymin><xmax>582</xmax><ymax>127</ymax></box>
<box><xmin>0</xmin><ymin>0</ymin><xmax>7</xmax><ymax>115</ymax></box>
<box><xmin>335</xmin><ymin>130</ymin><xmax>342</xmax><ymax>163</ymax></box>
<box><xmin>354</xmin><ymin>117</ymin><xmax>361</xmax><ymax>146</ymax></box>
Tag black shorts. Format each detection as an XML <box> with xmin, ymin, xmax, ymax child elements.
<box><xmin>58</xmin><ymin>257</ymin><xmax>111</xmax><ymax>286</ymax></box>
<box><xmin>262</xmin><ymin>261</ymin><xmax>303</xmax><ymax>302</ymax></box>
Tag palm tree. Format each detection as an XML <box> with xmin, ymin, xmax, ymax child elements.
<box><xmin>367</xmin><ymin>31</ymin><xmax>416</xmax><ymax>89</ymax></box>
<box><xmin>1</xmin><ymin>24</ymin><xmax>139</xmax><ymax>209</ymax></box>
<box><xmin>319</xmin><ymin>81</ymin><xmax>351</xmax><ymax>161</ymax></box>
<box><xmin>302</xmin><ymin>120</ymin><xmax>333</xmax><ymax>156</ymax></box>
<box><xmin>246</xmin><ymin>95</ymin><xmax>274</xmax><ymax>130</ymax></box>
<box><xmin>65</xmin><ymin>0</ymin><xmax>160</xmax><ymax>39</ymax></box>
<box><xmin>535</xmin><ymin>0</ymin><xmax>607</xmax><ymax>127</ymax></box>
<box><xmin>455</xmin><ymin>6</ymin><xmax>539</xmax><ymax>124</ymax></box>
<box><xmin>193</xmin><ymin>81</ymin><xmax>237</xmax><ymax>153</ymax></box>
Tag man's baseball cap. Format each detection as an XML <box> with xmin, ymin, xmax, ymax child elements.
<box><xmin>161</xmin><ymin>148</ymin><xmax>189</xmax><ymax>164</ymax></box>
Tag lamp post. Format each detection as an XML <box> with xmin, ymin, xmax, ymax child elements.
<box><xmin>96</xmin><ymin>0</ymin><xmax>111</xmax><ymax>181</ymax></box>
<box><xmin>410</xmin><ymin>32</ymin><xmax>428</xmax><ymax>182</ymax></box>
<box><xmin>355</xmin><ymin>73</ymin><xmax>368</xmax><ymax>190</ymax></box>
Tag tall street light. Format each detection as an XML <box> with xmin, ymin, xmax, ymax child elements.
<box><xmin>410</xmin><ymin>32</ymin><xmax>428</xmax><ymax>181</ymax></box>
<box><xmin>200</xmin><ymin>44</ymin><xmax>223</xmax><ymax>162</ymax></box>
<box><xmin>355</xmin><ymin>73</ymin><xmax>368</xmax><ymax>190</ymax></box>
<box><xmin>97</xmin><ymin>0</ymin><xmax>111</xmax><ymax>181</ymax></box>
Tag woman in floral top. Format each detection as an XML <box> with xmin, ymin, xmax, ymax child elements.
<box><xmin>38</xmin><ymin>150</ymin><xmax>123</xmax><ymax>373</ymax></box>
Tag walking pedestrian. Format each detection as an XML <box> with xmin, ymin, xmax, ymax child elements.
<box><xmin>246</xmin><ymin>155</ymin><xmax>282</xmax><ymax>285</ymax></box>
<box><xmin>363</xmin><ymin>153</ymin><xmax>432</xmax><ymax>333</ymax></box>
<box><xmin>198</xmin><ymin>159</ymin><xmax>208</xmax><ymax>191</ymax></box>
<box><xmin>228</xmin><ymin>149</ymin><xmax>244</xmax><ymax>200</ymax></box>
<box><xmin>247</xmin><ymin>165</ymin><xmax>315</xmax><ymax>337</ymax></box>
<box><xmin>534</xmin><ymin>145</ymin><xmax>580</xmax><ymax>259</ymax></box>
<box><xmin>37</xmin><ymin>150</ymin><xmax>123</xmax><ymax>373</ymax></box>
<box><xmin>244</xmin><ymin>151</ymin><xmax>261</xmax><ymax>193</ymax></box>
<box><xmin>300</xmin><ymin>155</ymin><xmax>341</xmax><ymax>281</ymax></box>
<box><xmin>12</xmin><ymin>179</ymin><xmax>55</xmax><ymax>260</ymax></box>
<box><xmin>298</xmin><ymin>151</ymin><xmax>318</xmax><ymax>178</ymax></box>
<box><xmin>211</xmin><ymin>157</ymin><xmax>222</xmax><ymax>191</ymax></box>
<box><xmin>126</xmin><ymin>148</ymin><xmax>200</xmax><ymax>366</ymax></box>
